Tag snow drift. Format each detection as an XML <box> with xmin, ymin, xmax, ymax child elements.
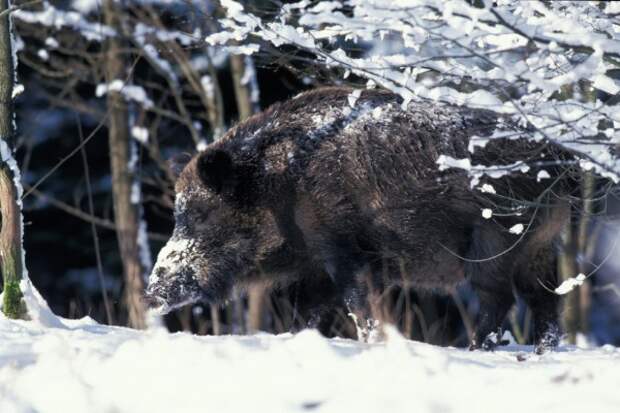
<box><xmin>0</xmin><ymin>310</ymin><xmax>618</xmax><ymax>413</ymax></box>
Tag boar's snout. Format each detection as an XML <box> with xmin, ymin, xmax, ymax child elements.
<box><xmin>143</xmin><ymin>268</ymin><xmax>174</xmax><ymax>314</ymax></box>
<box><xmin>145</xmin><ymin>253</ymin><xmax>204</xmax><ymax>314</ymax></box>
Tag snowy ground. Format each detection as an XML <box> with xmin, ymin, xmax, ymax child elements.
<box><xmin>1</xmin><ymin>305</ymin><xmax>619</xmax><ymax>413</ymax></box>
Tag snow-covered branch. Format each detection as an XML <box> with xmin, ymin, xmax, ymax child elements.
<box><xmin>208</xmin><ymin>0</ymin><xmax>620</xmax><ymax>181</ymax></box>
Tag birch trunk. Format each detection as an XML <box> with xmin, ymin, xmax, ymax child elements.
<box><xmin>0</xmin><ymin>0</ymin><xmax>26</xmax><ymax>319</ymax></box>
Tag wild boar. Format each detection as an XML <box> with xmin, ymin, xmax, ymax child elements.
<box><xmin>145</xmin><ymin>87</ymin><xmax>573</xmax><ymax>353</ymax></box>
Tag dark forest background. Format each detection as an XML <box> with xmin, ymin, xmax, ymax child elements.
<box><xmin>5</xmin><ymin>0</ymin><xmax>620</xmax><ymax>346</ymax></box>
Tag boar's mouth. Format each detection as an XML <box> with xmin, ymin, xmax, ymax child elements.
<box><xmin>144</xmin><ymin>264</ymin><xmax>207</xmax><ymax>315</ymax></box>
<box><xmin>143</xmin><ymin>292</ymin><xmax>200</xmax><ymax>316</ymax></box>
<box><xmin>143</xmin><ymin>284</ymin><xmax>205</xmax><ymax>316</ymax></box>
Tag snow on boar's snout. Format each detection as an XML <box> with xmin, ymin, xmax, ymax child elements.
<box><xmin>145</xmin><ymin>235</ymin><xmax>206</xmax><ymax>314</ymax></box>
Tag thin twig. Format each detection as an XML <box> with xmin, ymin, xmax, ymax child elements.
<box><xmin>538</xmin><ymin>221</ymin><xmax>620</xmax><ymax>295</ymax></box>
<box><xmin>22</xmin><ymin>55</ymin><xmax>142</xmax><ymax>200</ymax></box>
<box><xmin>76</xmin><ymin>112</ymin><xmax>114</xmax><ymax>325</ymax></box>
<box><xmin>25</xmin><ymin>185</ymin><xmax>169</xmax><ymax>241</ymax></box>
<box><xmin>0</xmin><ymin>0</ymin><xmax>42</xmax><ymax>18</ymax></box>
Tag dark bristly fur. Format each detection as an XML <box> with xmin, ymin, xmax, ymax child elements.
<box><xmin>146</xmin><ymin>87</ymin><xmax>574</xmax><ymax>353</ymax></box>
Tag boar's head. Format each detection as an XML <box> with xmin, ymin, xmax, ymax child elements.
<box><xmin>144</xmin><ymin>149</ymin><xmax>285</xmax><ymax>314</ymax></box>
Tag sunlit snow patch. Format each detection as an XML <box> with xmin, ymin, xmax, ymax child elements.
<box><xmin>509</xmin><ymin>223</ymin><xmax>524</xmax><ymax>234</ymax></box>
<box><xmin>555</xmin><ymin>273</ymin><xmax>587</xmax><ymax>295</ymax></box>
<box><xmin>131</xmin><ymin>126</ymin><xmax>149</xmax><ymax>144</ymax></box>
<box><xmin>479</xmin><ymin>184</ymin><xmax>496</xmax><ymax>194</ymax></box>
<box><xmin>537</xmin><ymin>170</ymin><xmax>551</xmax><ymax>182</ymax></box>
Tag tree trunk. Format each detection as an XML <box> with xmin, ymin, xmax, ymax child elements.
<box><xmin>574</xmin><ymin>81</ymin><xmax>597</xmax><ymax>339</ymax></box>
<box><xmin>103</xmin><ymin>0</ymin><xmax>146</xmax><ymax>329</ymax></box>
<box><xmin>558</xmin><ymin>223</ymin><xmax>579</xmax><ymax>343</ymax></box>
<box><xmin>231</xmin><ymin>53</ymin><xmax>264</xmax><ymax>332</ymax></box>
<box><xmin>576</xmin><ymin>171</ymin><xmax>595</xmax><ymax>336</ymax></box>
<box><xmin>246</xmin><ymin>285</ymin><xmax>266</xmax><ymax>332</ymax></box>
<box><xmin>558</xmin><ymin>81</ymin><xmax>596</xmax><ymax>344</ymax></box>
<box><xmin>210</xmin><ymin>305</ymin><xmax>221</xmax><ymax>335</ymax></box>
<box><xmin>0</xmin><ymin>0</ymin><xmax>26</xmax><ymax>319</ymax></box>
<box><xmin>230</xmin><ymin>54</ymin><xmax>260</xmax><ymax>121</ymax></box>
<box><xmin>204</xmin><ymin>58</ymin><xmax>226</xmax><ymax>141</ymax></box>
<box><xmin>561</xmin><ymin>171</ymin><xmax>594</xmax><ymax>344</ymax></box>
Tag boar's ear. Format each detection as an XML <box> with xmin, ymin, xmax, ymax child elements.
<box><xmin>198</xmin><ymin>149</ymin><xmax>258</xmax><ymax>204</ymax></box>
<box><xmin>168</xmin><ymin>152</ymin><xmax>193</xmax><ymax>180</ymax></box>
<box><xmin>197</xmin><ymin>149</ymin><xmax>237</xmax><ymax>195</ymax></box>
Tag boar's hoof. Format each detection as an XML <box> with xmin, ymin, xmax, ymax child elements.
<box><xmin>468</xmin><ymin>339</ymin><xmax>496</xmax><ymax>352</ymax></box>
<box><xmin>469</xmin><ymin>330</ymin><xmax>509</xmax><ymax>352</ymax></box>
<box><xmin>534</xmin><ymin>325</ymin><xmax>561</xmax><ymax>355</ymax></box>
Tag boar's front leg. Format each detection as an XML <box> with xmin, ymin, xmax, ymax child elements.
<box><xmin>331</xmin><ymin>266</ymin><xmax>378</xmax><ymax>343</ymax></box>
<box><xmin>320</xmin><ymin>238</ymin><xmax>381</xmax><ymax>342</ymax></box>
<box><xmin>466</xmin><ymin>226</ymin><xmax>515</xmax><ymax>351</ymax></box>
<box><xmin>286</xmin><ymin>268</ymin><xmax>347</xmax><ymax>337</ymax></box>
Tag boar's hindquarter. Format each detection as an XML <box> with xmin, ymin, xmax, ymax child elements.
<box><xmin>147</xmin><ymin>87</ymin><xmax>572</xmax><ymax>354</ymax></box>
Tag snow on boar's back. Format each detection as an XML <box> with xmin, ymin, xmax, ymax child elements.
<box><xmin>145</xmin><ymin>87</ymin><xmax>572</xmax><ymax>354</ymax></box>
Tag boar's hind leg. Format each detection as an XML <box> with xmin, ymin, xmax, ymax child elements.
<box><xmin>514</xmin><ymin>245</ymin><xmax>561</xmax><ymax>354</ymax></box>
<box><xmin>467</xmin><ymin>226</ymin><xmax>515</xmax><ymax>351</ymax></box>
